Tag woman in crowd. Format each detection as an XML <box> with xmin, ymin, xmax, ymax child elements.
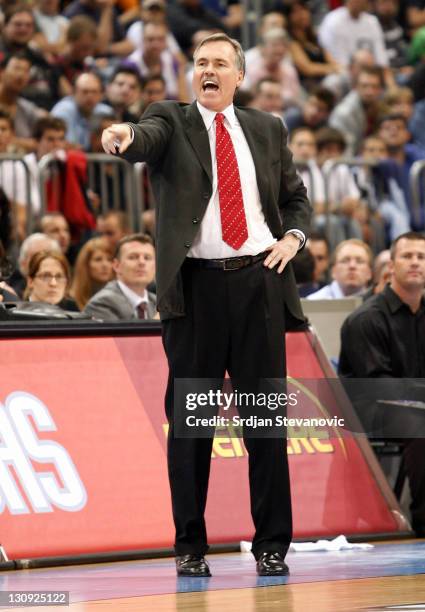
<box><xmin>25</xmin><ymin>251</ymin><xmax>77</xmax><ymax>310</ymax></box>
<box><xmin>70</xmin><ymin>237</ymin><xmax>114</xmax><ymax>310</ymax></box>
<box><xmin>285</xmin><ymin>0</ymin><xmax>342</xmax><ymax>91</ymax></box>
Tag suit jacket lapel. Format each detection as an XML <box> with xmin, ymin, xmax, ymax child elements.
<box><xmin>235</xmin><ymin>107</ymin><xmax>270</xmax><ymax>210</ymax></box>
<box><xmin>185</xmin><ymin>102</ymin><xmax>213</xmax><ymax>185</ymax></box>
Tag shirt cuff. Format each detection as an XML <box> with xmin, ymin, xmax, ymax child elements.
<box><xmin>129</xmin><ymin>125</ymin><xmax>134</xmax><ymax>144</ymax></box>
<box><xmin>284</xmin><ymin>229</ymin><xmax>305</xmax><ymax>250</ymax></box>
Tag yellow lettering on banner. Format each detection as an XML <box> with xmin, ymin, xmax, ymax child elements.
<box><xmin>162</xmin><ymin>424</ymin><xmax>334</xmax><ymax>457</ymax></box>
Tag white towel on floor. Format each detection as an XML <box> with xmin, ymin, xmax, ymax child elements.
<box><xmin>240</xmin><ymin>535</ymin><xmax>374</xmax><ymax>553</ymax></box>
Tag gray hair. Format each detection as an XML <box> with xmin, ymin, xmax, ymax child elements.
<box><xmin>193</xmin><ymin>32</ymin><xmax>245</xmax><ymax>75</ymax></box>
<box><xmin>19</xmin><ymin>232</ymin><xmax>61</xmax><ymax>274</ymax></box>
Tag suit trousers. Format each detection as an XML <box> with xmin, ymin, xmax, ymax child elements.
<box><xmin>161</xmin><ymin>258</ymin><xmax>293</xmax><ymax>560</ymax></box>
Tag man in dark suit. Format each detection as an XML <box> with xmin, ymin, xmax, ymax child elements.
<box><xmin>102</xmin><ymin>33</ymin><xmax>311</xmax><ymax>577</ymax></box>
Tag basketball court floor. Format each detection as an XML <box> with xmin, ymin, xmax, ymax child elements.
<box><xmin>1</xmin><ymin>541</ymin><xmax>425</xmax><ymax>611</ymax></box>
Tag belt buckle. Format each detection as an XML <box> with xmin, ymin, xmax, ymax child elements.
<box><xmin>223</xmin><ymin>257</ymin><xmax>245</xmax><ymax>271</ymax></box>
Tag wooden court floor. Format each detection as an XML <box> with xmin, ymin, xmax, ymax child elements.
<box><xmin>1</xmin><ymin>541</ymin><xmax>425</xmax><ymax>612</ymax></box>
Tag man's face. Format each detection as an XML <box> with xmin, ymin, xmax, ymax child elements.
<box><xmin>317</xmin><ymin>142</ymin><xmax>344</xmax><ymax>164</ymax></box>
<box><xmin>346</xmin><ymin>0</ymin><xmax>368</xmax><ymax>18</ymax></box>
<box><xmin>304</xmin><ymin>96</ymin><xmax>330</xmax><ymax>127</ymax></box>
<box><xmin>142</xmin><ymin>78</ymin><xmax>166</xmax><ymax>106</ymax></box>
<box><xmin>262</xmin><ymin>39</ymin><xmax>287</xmax><ymax>67</ymax></box>
<box><xmin>0</xmin><ymin>119</ymin><xmax>13</xmax><ymax>152</ymax></box>
<box><xmin>38</xmin><ymin>129</ymin><xmax>66</xmax><ymax>158</ymax></box>
<box><xmin>4</xmin><ymin>11</ymin><xmax>34</xmax><ymax>45</ymax></box>
<box><xmin>332</xmin><ymin>243</ymin><xmax>372</xmax><ymax>293</ymax></box>
<box><xmin>390</xmin><ymin>238</ymin><xmax>425</xmax><ymax>292</ymax></box>
<box><xmin>289</xmin><ymin>130</ymin><xmax>316</xmax><ymax>161</ymax></box>
<box><xmin>374</xmin><ymin>0</ymin><xmax>397</xmax><ymax>19</ymax></box>
<box><xmin>255</xmin><ymin>81</ymin><xmax>283</xmax><ymax>113</ymax></box>
<box><xmin>308</xmin><ymin>239</ymin><xmax>329</xmax><ymax>282</ymax></box>
<box><xmin>70</xmin><ymin>33</ymin><xmax>96</xmax><ymax>62</ymax></box>
<box><xmin>42</xmin><ymin>216</ymin><xmax>71</xmax><ymax>254</ymax></box>
<box><xmin>362</xmin><ymin>137</ymin><xmax>387</xmax><ymax>159</ymax></box>
<box><xmin>193</xmin><ymin>40</ymin><xmax>243</xmax><ymax>112</ymax></box>
<box><xmin>357</xmin><ymin>73</ymin><xmax>382</xmax><ymax>106</ymax></box>
<box><xmin>107</xmin><ymin>73</ymin><xmax>140</xmax><ymax>107</ymax></box>
<box><xmin>2</xmin><ymin>58</ymin><xmax>31</xmax><ymax>93</ymax></box>
<box><xmin>379</xmin><ymin>119</ymin><xmax>410</xmax><ymax>150</ymax></box>
<box><xmin>143</xmin><ymin>23</ymin><xmax>167</xmax><ymax>57</ymax></box>
<box><xmin>114</xmin><ymin>241</ymin><xmax>155</xmax><ymax>289</ymax></box>
<box><xmin>75</xmin><ymin>75</ymin><xmax>102</xmax><ymax>115</ymax></box>
<box><xmin>97</xmin><ymin>216</ymin><xmax>126</xmax><ymax>249</ymax></box>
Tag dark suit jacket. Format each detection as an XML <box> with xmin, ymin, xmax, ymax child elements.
<box><xmin>123</xmin><ymin>101</ymin><xmax>311</xmax><ymax>323</ymax></box>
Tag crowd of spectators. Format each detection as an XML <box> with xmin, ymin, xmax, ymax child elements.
<box><xmin>0</xmin><ymin>0</ymin><xmax>424</xmax><ymax>321</ymax></box>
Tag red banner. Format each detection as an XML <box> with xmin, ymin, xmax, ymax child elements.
<box><xmin>0</xmin><ymin>332</ymin><xmax>402</xmax><ymax>560</ymax></box>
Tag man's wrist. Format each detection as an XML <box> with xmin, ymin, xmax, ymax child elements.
<box><xmin>284</xmin><ymin>229</ymin><xmax>305</xmax><ymax>250</ymax></box>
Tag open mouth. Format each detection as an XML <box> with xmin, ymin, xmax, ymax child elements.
<box><xmin>202</xmin><ymin>80</ymin><xmax>219</xmax><ymax>92</ymax></box>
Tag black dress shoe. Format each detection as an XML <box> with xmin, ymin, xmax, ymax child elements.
<box><xmin>256</xmin><ymin>552</ymin><xmax>289</xmax><ymax>576</ymax></box>
<box><xmin>176</xmin><ymin>554</ymin><xmax>211</xmax><ymax>577</ymax></box>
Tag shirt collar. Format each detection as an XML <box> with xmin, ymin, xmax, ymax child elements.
<box><xmin>117</xmin><ymin>280</ymin><xmax>148</xmax><ymax>309</ymax></box>
<box><xmin>384</xmin><ymin>283</ymin><xmax>425</xmax><ymax>315</ymax></box>
<box><xmin>196</xmin><ymin>101</ymin><xmax>237</xmax><ymax>131</ymax></box>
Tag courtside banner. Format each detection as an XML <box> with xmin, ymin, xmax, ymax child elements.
<box><xmin>0</xmin><ymin>332</ymin><xmax>402</xmax><ymax>560</ymax></box>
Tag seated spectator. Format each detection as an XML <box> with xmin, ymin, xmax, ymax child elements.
<box><xmin>407</xmin><ymin>0</ymin><xmax>425</xmax><ymax>33</ymax></box>
<box><xmin>329</xmin><ymin>65</ymin><xmax>385</xmax><ymax>155</ymax></box>
<box><xmin>251</xmin><ymin>77</ymin><xmax>284</xmax><ymax>118</ymax></box>
<box><xmin>285</xmin><ymin>0</ymin><xmax>343</xmax><ymax>92</ymax></box>
<box><xmin>383</xmin><ymin>86</ymin><xmax>414</xmax><ymax>122</ymax></box>
<box><xmin>284</xmin><ymin>87</ymin><xmax>335</xmax><ymax>133</ymax></box>
<box><xmin>56</xmin><ymin>16</ymin><xmax>98</xmax><ymax>88</ymax></box>
<box><xmin>289</xmin><ymin>127</ymin><xmax>365</xmax><ymax>247</ymax></box>
<box><xmin>70</xmin><ymin>236</ymin><xmax>114</xmax><ymax>309</ymax></box>
<box><xmin>377</xmin><ymin>113</ymin><xmax>425</xmax><ymax>230</ymax></box>
<box><xmin>84</xmin><ymin>233</ymin><xmax>157</xmax><ymax>321</ymax></box>
<box><xmin>307</xmin><ymin>231</ymin><xmax>331</xmax><ymax>286</ymax></box>
<box><xmin>242</xmin><ymin>28</ymin><xmax>302</xmax><ymax>108</ymax></box>
<box><xmin>32</xmin><ymin>0</ymin><xmax>69</xmax><ymax>58</ymax></box>
<box><xmin>126</xmin><ymin>21</ymin><xmax>188</xmax><ymax>101</ymax></box>
<box><xmin>126</xmin><ymin>0</ymin><xmax>182</xmax><ymax>57</ymax></box>
<box><xmin>139</xmin><ymin>74</ymin><xmax>167</xmax><ymax>114</ymax></box>
<box><xmin>9</xmin><ymin>232</ymin><xmax>61</xmax><ymax>296</ymax></box>
<box><xmin>308</xmin><ymin>238</ymin><xmax>373</xmax><ymax>299</ymax></box>
<box><xmin>51</xmin><ymin>72</ymin><xmax>113</xmax><ymax>150</ymax></box>
<box><xmin>318</xmin><ymin>0</ymin><xmax>394</xmax><ymax>87</ymax></box>
<box><xmin>354</xmin><ymin>134</ymin><xmax>411</xmax><ymax>243</ymax></box>
<box><xmin>64</xmin><ymin>0</ymin><xmax>133</xmax><ymax>57</ymax></box>
<box><xmin>0</xmin><ymin>4</ymin><xmax>67</xmax><ymax>109</ymax></box>
<box><xmin>105</xmin><ymin>66</ymin><xmax>142</xmax><ymax>122</ymax></box>
<box><xmin>374</xmin><ymin>0</ymin><xmax>410</xmax><ymax>72</ymax></box>
<box><xmin>339</xmin><ymin>231</ymin><xmax>425</xmax><ymax>536</ymax></box>
<box><xmin>0</xmin><ymin>53</ymin><xmax>46</xmax><ymax>153</ymax></box>
<box><xmin>96</xmin><ymin>210</ymin><xmax>130</xmax><ymax>251</ymax></box>
<box><xmin>40</xmin><ymin>213</ymin><xmax>71</xmax><ymax>257</ymax></box>
<box><xmin>25</xmin><ymin>250</ymin><xmax>77</xmax><ymax>310</ymax></box>
<box><xmin>9</xmin><ymin>116</ymin><xmax>67</xmax><ymax>231</ymax></box>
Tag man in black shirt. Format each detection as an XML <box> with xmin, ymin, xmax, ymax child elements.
<box><xmin>339</xmin><ymin>231</ymin><xmax>425</xmax><ymax>535</ymax></box>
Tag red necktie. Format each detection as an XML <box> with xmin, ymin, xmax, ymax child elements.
<box><xmin>215</xmin><ymin>113</ymin><xmax>248</xmax><ymax>250</ymax></box>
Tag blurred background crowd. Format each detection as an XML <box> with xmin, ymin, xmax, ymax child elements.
<box><xmin>0</xmin><ymin>0</ymin><xmax>424</xmax><ymax>319</ymax></box>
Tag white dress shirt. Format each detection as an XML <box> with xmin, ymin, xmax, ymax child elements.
<box><xmin>189</xmin><ymin>102</ymin><xmax>277</xmax><ymax>259</ymax></box>
<box><xmin>117</xmin><ymin>280</ymin><xmax>148</xmax><ymax>316</ymax></box>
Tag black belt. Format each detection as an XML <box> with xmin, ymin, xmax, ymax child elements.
<box><xmin>185</xmin><ymin>251</ymin><xmax>268</xmax><ymax>271</ymax></box>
